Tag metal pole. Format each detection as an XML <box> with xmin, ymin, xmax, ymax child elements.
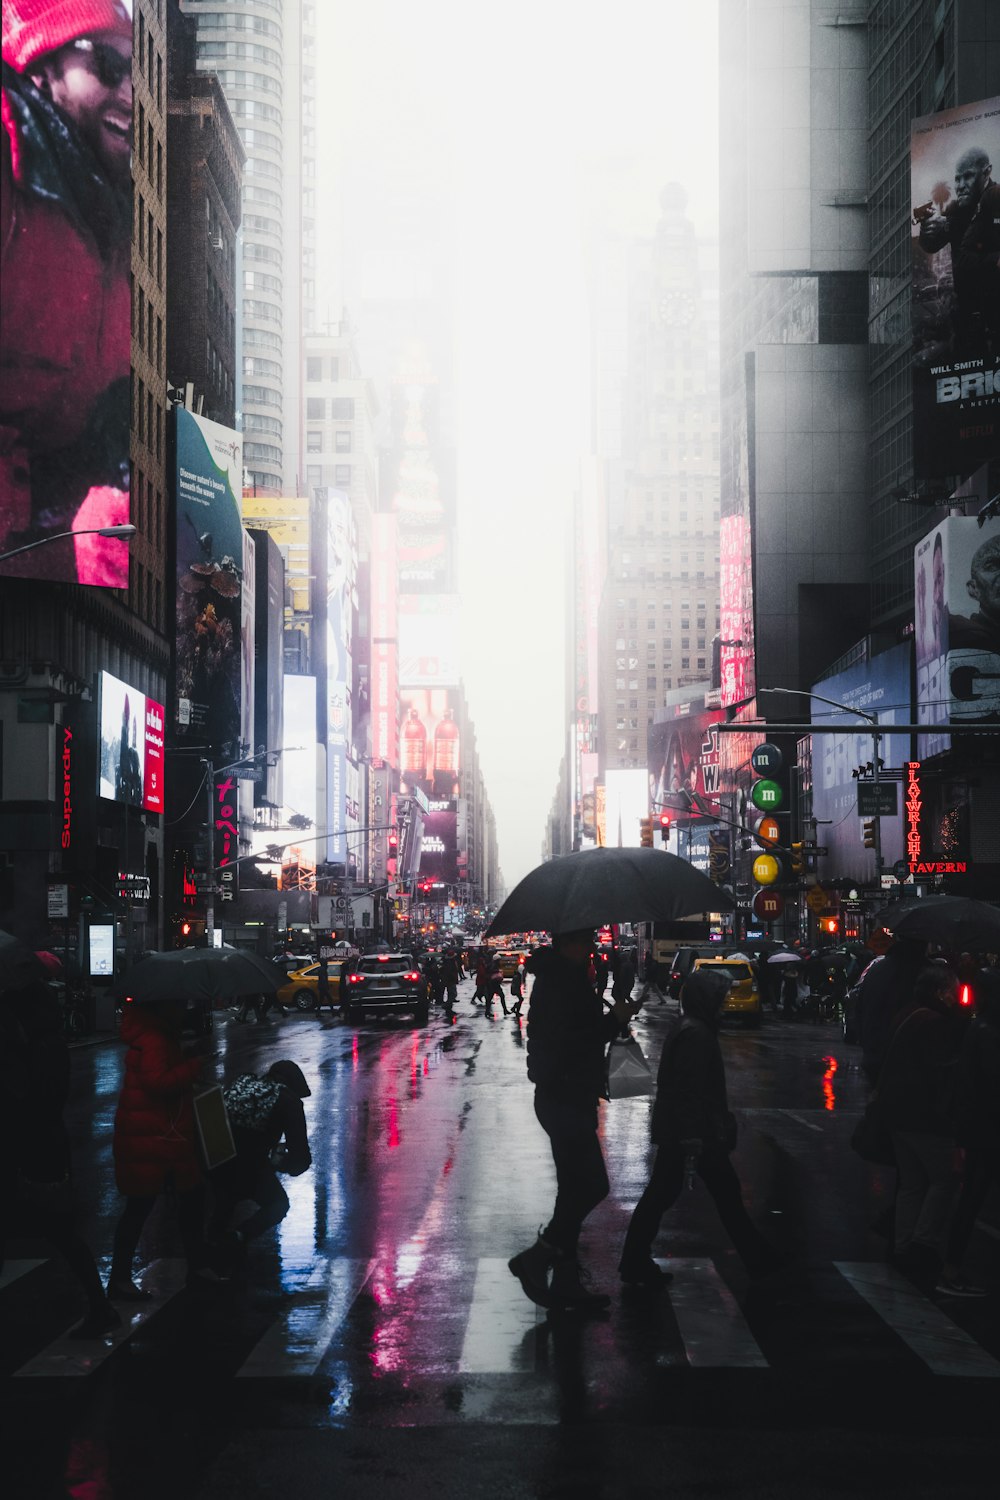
<box><xmin>871</xmin><ymin>711</ymin><xmax>883</xmax><ymax>884</ymax></box>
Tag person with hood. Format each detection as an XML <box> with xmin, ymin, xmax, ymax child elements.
<box><xmin>508</xmin><ymin>930</ymin><xmax>641</xmax><ymax>1312</ymax></box>
<box><xmin>211</xmin><ymin>1060</ymin><xmax>312</xmax><ymax>1253</ymax></box>
<box><xmin>857</xmin><ymin>936</ymin><xmax>928</xmax><ymax>1082</ymax></box>
<box><xmin>618</xmin><ymin>970</ymin><xmax>783</xmax><ymax>1287</ymax></box>
<box><xmin>611</xmin><ymin>947</ymin><xmax>637</xmax><ymax>1005</ymax></box>
<box><xmin>0</xmin><ymin>974</ymin><xmax>121</xmax><ymax>1338</ymax></box>
<box><xmin>107</xmin><ymin>998</ymin><xmax>210</xmax><ymax>1299</ymax></box>
<box><xmin>440</xmin><ymin>949</ymin><xmax>460</xmax><ymax>1014</ymax></box>
<box><xmin>484</xmin><ymin>952</ymin><xmax>509</xmax><ymax>1017</ymax></box>
<box><xmin>877</xmin><ymin>965</ymin><xmax>967</xmax><ymax>1289</ymax></box>
<box><xmin>939</xmin><ymin>967</ymin><xmax>1000</xmax><ymax>1297</ymax></box>
<box><xmin>510</xmin><ymin>957</ymin><xmax>526</xmax><ymax>1016</ymax></box>
<box><xmin>1</xmin><ymin>0</ymin><xmax>132</xmax><ymax>584</ymax></box>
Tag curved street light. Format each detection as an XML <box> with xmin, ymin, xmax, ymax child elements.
<box><xmin>0</xmin><ymin>524</ymin><xmax>137</xmax><ymax>565</ymax></box>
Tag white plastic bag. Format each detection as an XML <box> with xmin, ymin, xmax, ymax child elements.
<box><xmin>605</xmin><ymin>1035</ymin><xmax>655</xmax><ymax>1099</ymax></box>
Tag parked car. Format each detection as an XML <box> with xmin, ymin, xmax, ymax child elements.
<box><xmin>342</xmin><ymin>951</ymin><xmax>430</xmax><ymax>1024</ymax></box>
<box><xmin>691</xmin><ymin>956</ymin><xmax>762</xmax><ymax>1027</ymax></box>
<box><xmin>276</xmin><ymin>962</ymin><xmax>341</xmax><ymax>1012</ymax></box>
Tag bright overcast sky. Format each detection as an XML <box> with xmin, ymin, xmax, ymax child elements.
<box><xmin>316</xmin><ymin>1</ymin><xmax>720</xmax><ymax>890</ymax></box>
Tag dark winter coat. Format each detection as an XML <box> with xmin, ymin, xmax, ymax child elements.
<box><xmin>857</xmin><ymin>944</ymin><xmax>926</xmax><ymax>1080</ymax></box>
<box><xmin>526</xmin><ymin>949</ymin><xmax>619</xmax><ymax>1104</ymax></box>
<box><xmin>651</xmin><ymin>1005</ymin><xmax>734</xmax><ymax>1152</ymax></box>
<box><xmin>951</xmin><ymin>1017</ymin><xmax>1000</xmax><ymax>1152</ymax></box>
<box><xmin>112</xmin><ymin>1007</ymin><xmax>203</xmax><ymax>1196</ymax></box>
<box><xmin>877</xmin><ymin>999</ymin><xmax>964</xmax><ymax>1138</ymax></box>
<box><xmin>222</xmin><ymin>1073</ymin><xmax>311</xmax><ymax>1175</ymax></box>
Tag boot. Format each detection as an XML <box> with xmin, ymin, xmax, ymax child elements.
<box><xmin>509</xmin><ymin>1232</ymin><xmax>561</xmax><ymax>1307</ymax></box>
<box><xmin>549</xmin><ymin>1257</ymin><xmax>611</xmax><ymax>1312</ymax></box>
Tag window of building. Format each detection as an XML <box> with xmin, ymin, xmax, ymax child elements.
<box><xmin>334</xmin><ymin>430</ymin><xmax>351</xmax><ymax>452</ymax></box>
<box><xmin>681</xmin><ymin>657</ymin><xmax>690</xmax><ymax>669</ymax></box>
<box><xmin>306</xmin><ymin>357</ymin><xmax>322</xmax><ymax>382</ymax></box>
<box><xmin>306</xmin><ymin>397</ymin><xmax>324</xmax><ymax>420</ymax></box>
<box><xmin>697</xmin><ymin>658</ymin><xmax>706</xmax><ymax>669</ymax></box>
<box><xmin>646</xmin><ymin>676</ymin><xmax>657</xmax><ymax>689</ymax></box>
<box><xmin>305</xmin><ymin>465</ymin><xmax>322</xmax><ymax>487</ymax></box>
<box><xmin>334</xmin><ymin>464</ymin><xmax>351</xmax><ymax>486</ymax></box>
<box><xmin>306</xmin><ymin>430</ymin><xmax>322</xmax><ymax>452</ymax></box>
<box><xmin>331</xmin><ymin>397</ymin><xmax>354</xmax><ymax>420</ymax></box>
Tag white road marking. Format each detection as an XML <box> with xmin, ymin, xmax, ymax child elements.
<box><xmin>13</xmin><ymin>1259</ymin><xmax>187</xmax><ymax>1378</ymax></box>
<box><xmin>835</xmin><ymin>1262</ymin><xmax>1000</xmax><ymax>1378</ymax></box>
<box><xmin>0</xmin><ymin>1259</ymin><xmax>47</xmax><ymax>1292</ymax></box>
<box><xmin>460</xmin><ymin>1258</ymin><xmax>543</xmax><ymax>1373</ymax></box>
<box><xmin>779</xmin><ymin>1110</ymin><xmax>823</xmax><ymax>1133</ymax></box>
<box><xmin>666</xmin><ymin>1258</ymin><xmax>769</xmax><ymax>1368</ymax></box>
<box><xmin>237</xmin><ymin>1258</ymin><xmax>375</xmax><ymax>1378</ymax></box>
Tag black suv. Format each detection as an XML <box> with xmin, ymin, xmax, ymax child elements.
<box><xmin>343</xmin><ymin>952</ymin><xmax>430</xmax><ymax>1024</ymax></box>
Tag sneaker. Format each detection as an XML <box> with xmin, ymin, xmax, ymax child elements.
<box><xmin>935</xmin><ymin>1274</ymin><xmax>988</xmax><ymax>1298</ymax></box>
<box><xmin>509</xmin><ymin>1234</ymin><xmax>558</xmax><ymax>1307</ymax></box>
<box><xmin>619</xmin><ymin>1256</ymin><xmax>673</xmax><ymax>1288</ymax></box>
<box><xmin>549</xmin><ymin>1259</ymin><xmax>611</xmax><ymax>1312</ymax></box>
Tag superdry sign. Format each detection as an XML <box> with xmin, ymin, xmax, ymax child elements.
<box><xmin>58</xmin><ymin>698</ymin><xmax>98</xmax><ymax>873</ymax></box>
<box><xmin>60</xmin><ymin>728</ymin><xmax>73</xmax><ymax>850</ymax></box>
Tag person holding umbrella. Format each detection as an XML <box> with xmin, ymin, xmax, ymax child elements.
<box><xmin>508</xmin><ymin>929</ymin><xmax>642</xmax><ymax>1312</ymax></box>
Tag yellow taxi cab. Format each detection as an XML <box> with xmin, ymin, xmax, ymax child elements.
<box><xmin>276</xmin><ymin>962</ymin><xmax>341</xmax><ymax>1011</ymax></box>
<box><xmin>496</xmin><ymin>949</ymin><xmax>526</xmax><ymax>979</ymax></box>
<box><xmin>691</xmin><ymin>955</ymin><xmax>762</xmax><ymax>1027</ymax></box>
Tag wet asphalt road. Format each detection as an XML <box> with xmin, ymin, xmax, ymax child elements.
<box><xmin>3</xmin><ymin>978</ymin><xmax>999</xmax><ymax>1499</ymax></box>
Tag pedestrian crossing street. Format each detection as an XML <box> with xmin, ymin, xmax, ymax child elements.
<box><xmin>3</xmin><ymin>1254</ymin><xmax>999</xmax><ymax>1389</ymax></box>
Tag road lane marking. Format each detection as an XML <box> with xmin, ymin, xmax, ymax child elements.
<box><xmin>778</xmin><ymin>1110</ymin><xmax>823</xmax><ymax>1133</ymax></box>
<box><xmin>460</xmin><ymin>1258</ymin><xmax>543</xmax><ymax>1373</ymax></box>
<box><xmin>835</xmin><ymin>1262</ymin><xmax>1000</xmax><ymax>1378</ymax></box>
<box><xmin>237</xmin><ymin>1258</ymin><xmax>375</xmax><ymax>1378</ymax></box>
<box><xmin>666</xmin><ymin>1258</ymin><xmax>769</xmax><ymax>1368</ymax></box>
<box><xmin>0</xmin><ymin>1259</ymin><xmax>47</xmax><ymax>1292</ymax></box>
<box><xmin>13</xmin><ymin>1259</ymin><xmax>187</xmax><ymax>1378</ymax></box>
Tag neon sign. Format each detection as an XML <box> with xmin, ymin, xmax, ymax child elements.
<box><xmin>905</xmin><ymin>761</ymin><xmax>922</xmax><ymax>868</ymax></box>
<box><xmin>60</xmin><ymin>727</ymin><xmax>73</xmax><ymax>849</ymax></box>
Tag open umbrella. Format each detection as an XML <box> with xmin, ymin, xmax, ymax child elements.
<box><xmin>485</xmin><ymin>847</ymin><xmax>733</xmax><ymax>939</ymax></box>
<box><xmin>874</xmin><ymin>895</ymin><xmax>1000</xmax><ymax>952</ymax></box>
<box><xmin>114</xmin><ymin>948</ymin><xmax>286</xmax><ymax>1003</ymax></box>
<box><xmin>0</xmin><ymin>929</ymin><xmax>47</xmax><ymax>991</ymax></box>
<box><xmin>767</xmin><ymin>951</ymin><xmax>802</xmax><ymax>965</ymax></box>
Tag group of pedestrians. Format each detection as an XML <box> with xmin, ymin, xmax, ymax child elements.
<box><xmin>855</xmin><ymin>943</ymin><xmax>1000</xmax><ymax>1297</ymax></box>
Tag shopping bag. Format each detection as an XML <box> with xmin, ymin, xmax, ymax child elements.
<box><xmin>193</xmin><ymin>1085</ymin><xmax>237</xmax><ymax>1170</ymax></box>
<box><xmin>605</xmin><ymin>1035</ymin><xmax>655</xmax><ymax>1099</ymax></box>
<box><xmin>850</xmin><ymin>1092</ymin><xmax>895</xmax><ymax>1167</ymax></box>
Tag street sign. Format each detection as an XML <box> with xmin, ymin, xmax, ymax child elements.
<box><xmin>857</xmin><ymin>782</ymin><xmax>898</xmax><ymax>817</ymax></box>
<box><xmin>751</xmin><ymin>779</ymin><xmax>783</xmax><ymax>811</ymax></box>
<box><xmin>753</xmin><ymin>889</ymin><xmax>785</xmax><ymax>919</ymax></box>
<box><xmin>47</xmin><ymin>884</ymin><xmax>69</xmax><ymax>919</ymax></box>
<box><xmin>235</xmin><ymin>766</ymin><xmax>264</xmax><ymax>783</ymax></box>
<box><xmin>752</xmin><ymin>853</ymin><xmax>781</xmax><ymax>886</ymax></box>
<box><xmin>806</xmin><ymin>886</ymin><xmax>829</xmax><ymax>913</ymax></box>
<box><xmin>755</xmin><ymin>815</ymin><xmax>781</xmax><ymax>847</ymax></box>
<box><xmin>751</xmin><ymin>742</ymin><xmax>783</xmax><ymax>774</ymax></box>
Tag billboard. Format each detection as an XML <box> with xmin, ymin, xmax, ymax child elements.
<box><xmin>317</xmin><ymin>489</ymin><xmax>355</xmax><ymax>862</ymax></box>
<box><xmin>387</xmin><ymin>374</ymin><xmax>455</xmax><ymax>593</ymax></box>
<box><xmin>0</xmin><ymin>2</ymin><xmax>132</xmax><ymax>586</ymax></box>
<box><xmin>418</xmin><ymin>802</ymin><xmax>459</xmax><ymax>883</ymax></box>
<box><xmin>400</xmin><ymin>686</ymin><xmax>460</xmax><ymax>800</ymax></box>
<box><xmin>251</xmin><ymin>530</ymin><xmax>284</xmax><ymax>808</ymax></box>
<box><xmin>911</xmin><ymin>97</ymin><xmax>1000</xmax><ymax>478</ymax></box>
<box><xmin>174</xmin><ymin>409</ymin><xmax>245</xmax><ymax>752</ymax></box>
<box><xmin>810</xmin><ymin>643</ymin><xmax>910</xmax><ymax>884</ymax></box>
<box><xmin>98</xmin><ymin>671</ymin><xmax>165</xmax><ymax>815</ymax></box>
<box><xmin>371</xmin><ymin>512</ymin><xmax>398</xmax><ymax>765</ymax></box>
<box><xmin>603</xmin><ymin>769</ymin><xmax>650</xmax><ymax>848</ymax></box>
<box><xmin>719</xmin><ymin>513</ymin><xmax>755</xmax><ymax>707</ymax></box>
<box><xmin>649</xmin><ymin>698</ymin><xmax>724</xmax><ymax>816</ymax></box>
<box><xmin>398</xmin><ymin>594</ymin><xmax>461</xmax><ymax>685</ymax></box>
<box><xmin>915</xmin><ymin>515</ymin><xmax>1000</xmax><ymax>757</ymax></box>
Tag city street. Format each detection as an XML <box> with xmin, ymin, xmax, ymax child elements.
<box><xmin>3</xmin><ymin>978</ymin><xmax>998</xmax><ymax>1499</ymax></box>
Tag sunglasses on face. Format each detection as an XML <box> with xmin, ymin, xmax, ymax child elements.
<box><xmin>69</xmin><ymin>37</ymin><xmax>131</xmax><ymax>91</ymax></box>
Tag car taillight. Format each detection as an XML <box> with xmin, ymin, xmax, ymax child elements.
<box><xmin>959</xmin><ymin>983</ymin><xmax>973</xmax><ymax>1007</ymax></box>
<box><xmin>348</xmin><ymin>972</ymin><xmax>364</xmax><ymax>985</ymax></box>
<box><xmin>405</xmin><ymin>971</ymin><xmax>420</xmax><ymax>982</ymax></box>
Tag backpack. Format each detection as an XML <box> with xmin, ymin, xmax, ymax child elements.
<box><xmin>223</xmin><ymin>1073</ymin><xmax>282</xmax><ymax>1132</ymax></box>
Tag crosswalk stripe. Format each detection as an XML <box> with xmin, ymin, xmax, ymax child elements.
<box><xmin>13</xmin><ymin>1259</ymin><xmax>187</xmax><ymax>1379</ymax></box>
<box><xmin>236</xmin><ymin>1258</ymin><xmax>375</xmax><ymax>1378</ymax></box>
<box><xmin>778</xmin><ymin>1110</ymin><xmax>823</xmax><ymax>1133</ymax></box>
<box><xmin>459</xmin><ymin>1258</ymin><xmax>543</xmax><ymax>1373</ymax></box>
<box><xmin>666</xmin><ymin>1258</ymin><xmax>769</xmax><ymax>1368</ymax></box>
<box><xmin>835</xmin><ymin>1262</ymin><xmax>1000</xmax><ymax>1378</ymax></box>
<box><xmin>0</xmin><ymin>1258</ymin><xmax>47</xmax><ymax>1292</ymax></box>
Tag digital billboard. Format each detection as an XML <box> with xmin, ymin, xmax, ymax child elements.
<box><xmin>98</xmin><ymin>670</ymin><xmax>165</xmax><ymax>815</ymax></box>
<box><xmin>649</xmin><ymin>697</ymin><xmax>724</xmax><ymax>818</ymax></box>
<box><xmin>719</xmin><ymin>513</ymin><xmax>755</xmax><ymax>707</ymax></box>
<box><xmin>398</xmin><ymin>594</ymin><xmax>461</xmax><ymax>685</ymax></box>
<box><xmin>174</xmin><ymin>409</ymin><xmax>245</xmax><ymax>752</ymax></box>
<box><xmin>387</xmin><ymin>374</ymin><xmax>455</xmax><ymax>593</ymax></box>
<box><xmin>418</xmin><ymin>803</ymin><xmax>459</xmax><ymax>884</ymax></box>
<box><xmin>400</xmin><ymin>686</ymin><xmax>460</xmax><ymax>801</ymax></box>
<box><xmin>915</xmin><ymin>515</ymin><xmax>1000</xmax><ymax>757</ymax></box>
<box><xmin>810</xmin><ymin>643</ymin><xmax>910</xmax><ymax>884</ymax></box>
<box><xmin>0</xmin><ymin>0</ymin><xmax>132</xmax><ymax>586</ymax></box>
<box><xmin>911</xmin><ymin>97</ymin><xmax>1000</xmax><ymax>478</ymax></box>
<box><xmin>317</xmin><ymin>489</ymin><xmax>355</xmax><ymax>862</ymax></box>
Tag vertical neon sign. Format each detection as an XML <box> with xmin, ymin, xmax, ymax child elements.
<box><xmin>905</xmin><ymin>761</ymin><xmax>922</xmax><ymax>871</ymax></box>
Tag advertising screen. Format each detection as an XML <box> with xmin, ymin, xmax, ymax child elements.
<box><xmin>418</xmin><ymin>803</ymin><xmax>459</xmax><ymax>883</ymax></box>
<box><xmin>0</xmin><ymin>2</ymin><xmax>132</xmax><ymax>586</ymax></box>
<box><xmin>810</xmin><ymin>643</ymin><xmax>910</xmax><ymax>884</ymax></box>
<box><xmin>88</xmin><ymin>924</ymin><xmax>115</xmax><ymax>978</ymax></box>
<box><xmin>174</xmin><ymin>409</ymin><xmax>245</xmax><ymax>751</ymax></box>
<box><xmin>603</xmin><ymin>769</ymin><xmax>650</xmax><ymax>848</ymax></box>
<box><xmin>911</xmin><ymin>97</ymin><xmax>1000</xmax><ymax>478</ymax></box>
<box><xmin>648</xmin><ymin>699</ymin><xmax>724</xmax><ymax>816</ymax></box>
<box><xmin>398</xmin><ymin>594</ymin><xmax>461</xmax><ymax>685</ymax></box>
<box><xmin>915</xmin><ymin>515</ymin><xmax>1000</xmax><ymax>757</ymax></box>
<box><xmin>719</xmin><ymin>513</ymin><xmax>756</xmax><ymax>707</ymax></box>
<box><xmin>400</xmin><ymin>686</ymin><xmax>461</xmax><ymax>800</ymax></box>
<box><xmin>388</xmin><ymin>375</ymin><xmax>455</xmax><ymax>593</ymax></box>
<box><xmin>98</xmin><ymin>671</ymin><xmax>165</xmax><ymax>815</ymax></box>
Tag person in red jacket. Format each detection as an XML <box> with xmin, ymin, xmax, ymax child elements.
<box><xmin>108</xmin><ymin>1000</ymin><xmax>210</xmax><ymax>1300</ymax></box>
<box><xmin>1</xmin><ymin>0</ymin><xmax>132</xmax><ymax>583</ymax></box>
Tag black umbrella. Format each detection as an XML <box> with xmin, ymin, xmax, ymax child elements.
<box><xmin>485</xmin><ymin>847</ymin><xmax>733</xmax><ymax>939</ymax></box>
<box><xmin>875</xmin><ymin>895</ymin><xmax>1000</xmax><ymax>952</ymax></box>
<box><xmin>0</xmin><ymin>928</ymin><xmax>47</xmax><ymax>992</ymax></box>
<box><xmin>114</xmin><ymin>947</ymin><xmax>286</xmax><ymax>1003</ymax></box>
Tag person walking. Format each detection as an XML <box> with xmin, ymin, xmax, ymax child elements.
<box><xmin>618</xmin><ymin>970</ymin><xmax>784</xmax><ymax>1287</ymax></box>
<box><xmin>440</xmin><ymin>949</ymin><xmax>460</xmax><ymax>1016</ymax></box>
<box><xmin>484</xmin><ymin>954</ymin><xmax>509</xmax><ymax>1017</ymax></box>
<box><xmin>108</xmin><ymin>998</ymin><xmax>213</xmax><ymax>1298</ymax></box>
<box><xmin>472</xmin><ymin>952</ymin><xmax>490</xmax><ymax>1008</ymax></box>
<box><xmin>211</xmin><ymin>1060</ymin><xmax>312</xmax><ymax>1258</ymax></box>
<box><xmin>611</xmin><ymin>947</ymin><xmax>637</xmax><ymax>1006</ymax></box>
<box><xmin>938</xmin><ymin>967</ymin><xmax>1000</xmax><ymax>1297</ymax></box>
<box><xmin>510</xmin><ymin>959</ymin><xmax>525</xmax><ymax>1016</ymax></box>
<box><xmin>508</xmin><ymin>930</ymin><xmax>641</xmax><ymax>1312</ymax></box>
<box><xmin>857</xmin><ymin>937</ymin><xmax>928</xmax><ymax>1083</ymax></box>
<box><xmin>877</xmin><ymin>965</ymin><xmax>966</xmax><ymax>1290</ymax></box>
<box><xmin>315</xmin><ymin>953</ymin><xmax>337</xmax><ymax>1026</ymax></box>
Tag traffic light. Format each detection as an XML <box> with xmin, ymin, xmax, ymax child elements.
<box><xmin>820</xmin><ymin>916</ymin><xmax>839</xmax><ymax>937</ymax></box>
<box><xmin>791</xmin><ymin>841</ymin><xmax>806</xmax><ymax>876</ymax></box>
<box><xmin>863</xmin><ymin>820</ymin><xmax>876</xmax><ymax>849</ymax></box>
<box><xmin>387</xmin><ymin>828</ymin><xmax>399</xmax><ymax>853</ymax></box>
<box><xmin>639</xmin><ymin>816</ymin><xmax>654</xmax><ymax>848</ymax></box>
<box><xmin>658</xmin><ymin>812</ymin><xmax>671</xmax><ymax>845</ymax></box>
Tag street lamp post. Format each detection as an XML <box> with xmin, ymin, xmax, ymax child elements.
<box><xmin>0</xmin><ymin>524</ymin><xmax>137</xmax><ymax>565</ymax></box>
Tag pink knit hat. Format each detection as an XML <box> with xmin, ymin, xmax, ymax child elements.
<box><xmin>2</xmin><ymin>0</ymin><xmax>132</xmax><ymax>74</ymax></box>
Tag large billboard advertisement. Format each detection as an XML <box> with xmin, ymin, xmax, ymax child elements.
<box><xmin>648</xmin><ymin>699</ymin><xmax>724</xmax><ymax>815</ymax></box>
<box><xmin>0</xmin><ymin>1</ymin><xmax>133</xmax><ymax>586</ymax></box>
<box><xmin>915</xmin><ymin>515</ymin><xmax>1000</xmax><ymax>758</ymax></box>
<box><xmin>98</xmin><ymin>670</ymin><xmax>165</xmax><ymax>815</ymax></box>
<box><xmin>371</xmin><ymin>512</ymin><xmax>398</xmax><ymax>766</ymax></box>
<box><xmin>719</xmin><ymin>513</ymin><xmax>755</xmax><ymax>707</ymax></box>
<box><xmin>398</xmin><ymin>594</ymin><xmax>461</xmax><ymax>685</ymax></box>
<box><xmin>418</xmin><ymin>803</ymin><xmax>459</xmax><ymax>884</ymax></box>
<box><xmin>174</xmin><ymin>409</ymin><xmax>245</xmax><ymax>752</ymax></box>
<box><xmin>810</xmin><ymin>643</ymin><xmax>910</xmax><ymax>884</ymax></box>
<box><xmin>911</xmin><ymin>97</ymin><xmax>1000</xmax><ymax>478</ymax></box>
<box><xmin>400</xmin><ymin>686</ymin><xmax>460</xmax><ymax>801</ymax></box>
<box><xmin>387</xmin><ymin>374</ymin><xmax>455</xmax><ymax>593</ymax></box>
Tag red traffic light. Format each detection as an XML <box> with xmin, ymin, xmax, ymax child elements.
<box><xmin>959</xmin><ymin>983</ymin><xmax>973</xmax><ymax>1008</ymax></box>
<box><xmin>388</xmin><ymin>831</ymin><xmax>399</xmax><ymax>850</ymax></box>
<box><xmin>659</xmin><ymin>812</ymin><xmax>671</xmax><ymax>830</ymax></box>
<box><xmin>820</xmin><ymin>917</ymin><xmax>839</xmax><ymax>936</ymax></box>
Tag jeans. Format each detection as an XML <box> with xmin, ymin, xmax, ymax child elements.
<box><xmin>110</xmin><ymin>1185</ymin><xmax>207</xmax><ymax>1283</ymax></box>
<box><xmin>891</xmin><ymin>1130</ymin><xmax>961</xmax><ymax>1257</ymax></box>
<box><xmin>211</xmin><ymin>1160</ymin><xmax>290</xmax><ymax>1242</ymax></box>
<box><xmin>621</xmin><ymin>1143</ymin><xmax>776</xmax><ymax>1274</ymax></box>
<box><xmin>533</xmin><ymin>1090</ymin><xmax>609</xmax><ymax>1257</ymax></box>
